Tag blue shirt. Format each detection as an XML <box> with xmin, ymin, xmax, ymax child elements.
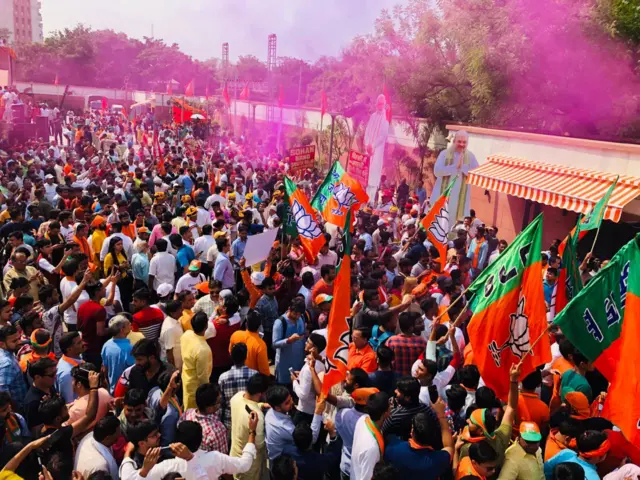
<box><xmin>231</xmin><ymin>238</ymin><xmax>247</xmax><ymax>265</ymax></box>
<box><xmin>335</xmin><ymin>407</ymin><xmax>367</xmax><ymax>476</ymax></box>
<box><xmin>544</xmin><ymin>449</ymin><xmax>600</xmax><ymax>480</ymax></box>
<box><xmin>384</xmin><ymin>434</ymin><xmax>451</xmax><ymax>479</ymax></box>
<box><xmin>176</xmin><ymin>245</ymin><xmax>195</xmax><ymax>271</ymax></box>
<box><xmin>55</xmin><ymin>355</ymin><xmax>81</xmax><ymax>404</ymax></box>
<box><xmin>265</xmin><ymin>408</ymin><xmax>323</xmax><ymax>461</ymax></box>
<box><xmin>101</xmin><ymin>337</ymin><xmax>134</xmax><ymax>394</ymax></box>
<box><xmin>544</xmin><ymin>279</ymin><xmax>557</xmax><ymax>305</ymax></box>
<box><xmin>0</xmin><ymin>348</ymin><xmax>27</xmax><ymax>406</ymax></box>
<box><xmin>180</xmin><ymin>175</ymin><xmax>194</xmax><ymax>195</ymax></box>
<box><xmin>148</xmin><ymin>386</ymin><xmax>181</xmax><ymax>446</ymax></box>
<box><xmin>132</xmin><ymin>252</ymin><xmax>150</xmax><ymax>285</ymax></box>
<box><xmin>213</xmin><ymin>252</ymin><xmax>234</xmax><ymax>289</ymax></box>
<box><xmin>254</xmin><ymin>294</ymin><xmax>279</xmax><ymax>333</ymax></box>
<box><xmin>272</xmin><ymin>315</ymin><xmax>306</xmax><ymax>384</ymax></box>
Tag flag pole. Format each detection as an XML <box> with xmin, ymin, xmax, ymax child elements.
<box><xmin>517</xmin><ymin>323</ymin><xmax>553</xmax><ymax>369</ymax></box>
<box><xmin>589</xmin><ymin>223</ymin><xmax>603</xmax><ymax>257</ymax></box>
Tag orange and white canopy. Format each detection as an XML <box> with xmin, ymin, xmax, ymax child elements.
<box><xmin>467</xmin><ymin>155</ymin><xmax>640</xmax><ymax>222</ymax></box>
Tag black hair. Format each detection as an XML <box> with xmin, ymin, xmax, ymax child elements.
<box><xmin>521</xmin><ymin>369</ymin><xmax>542</xmax><ymax>391</ymax></box>
<box><xmin>266</xmin><ymin>385</ymin><xmax>291</xmax><ymax>408</ymax></box>
<box><xmin>132</xmin><ymin>288</ymin><xmax>152</xmax><ymax>303</ymax></box>
<box><xmin>446</xmin><ymin>384</ymin><xmax>468</xmax><ymax>412</ymax></box>
<box><xmin>468</xmin><ymin>440</ymin><xmax>498</xmax><ymax>464</ymax></box>
<box><xmin>87</xmin><ymin>472</ymin><xmax>114</xmax><ymax>480</ymax></box>
<box><xmin>476</xmin><ymin>386</ymin><xmax>500</xmax><ymax>409</ymax></box>
<box><xmin>59</xmin><ymin>331</ymin><xmax>80</xmax><ymax>354</ymax></box>
<box><xmin>93</xmin><ymin>414</ymin><xmax>121</xmax><ymax>442</ymax></box>
<box><xmin>271</xmin><ymin>455</ymin><xmax>296</xmax><ymax>480</ymax></box>
<box><xmin>155</xmin><ymin>238</ymin><xmax>168</xmax><ymax>252</ymax></box>
<box><xmin>246</xmin><ymin>310</ymin><xmax>262</xmax><ymax>332</ymax></box>
<box><xmin>165</xmin><ymin>299</ymin><xmax>182</xmax><ymax>316</ymax></box>
<box><xmin>355</xmin><ymin>327</ymin><xmax>372</xmax><ymax>340</ymax></box>
<box><xmin>398</xmin><ymin>311</ymin><xmax>418</xmax><ymax>333</ymax></box>
<box><xmin>246</xmin><ymin>373</ymin><xmax>270</xmax><ymax>395</ymax></box>
<box><xmin>231</xmin><ymin>342</ymin><xmax>248</xmax><ymax>366</ymax></box>
<box><xmin>349</xmin><ymin>367</ymin><xmax>371</xmax><ymax>389</ymax></box>
<box><xmin>124</xmin><ymin>388</ymin><xmax>147</xmax><ymax>407</ymax></box>
<box><xmin>261</xmin><ymin>277</ymin><xmax>275</xmax><ymax>289</ymax></box>
<box><xmin>459</xmin><ymin>365</ymin><xmax>481</xmax><ymax>390</ymax></box>
<box><xmin>28</xmin><ymin>357</ymin><xmax>57</xmax><ymax>380</ymax></box>
<box><xmin>195</xmin><ymin>383</ymin><xmax>220</xmax><ymax>412</ymax></box>
<box><xmin>38</xmin><ymin>284</ymin><xmax>57</xmax><ymax>304</ymax></box>
<box><xmin>293</xmin><ymin>422</ymin><xmax>313</xmax><ymax>451</ymax></box>
<box><xmin>320</xmin><ymin>264</ymin><xmax>335</xmax><ymax>279</ymax></box>
<box><xmin>191</xmin><ymin>311</ymin><xmax>209</xmax><ymax>334</ymax></box>
<box><xmin>372</xmin><ymin>462</ymin><xmax>398</xmax><ymax>480</ymax></box>
<box><xmin>308</xmin><ymin>332</ymin><xmax>327</xmax><ymax>353</ymax></box>
<box><xmin>376</xmin><ymin>345</ymin><xmax>394</xmax><ymax>368</ymax></box>
<box><xmin>396</xmin><ymin>376</ymin><xmax>420</xmax><ymax>402</ymax></box>
<box><xmin>552</xmin><ymin>462</ymin><xmax>586</xmax><ymax>480</ymax></box>
<box><xmin>126</xmin><ymin>420</ymin><xmax>158</xmax><ymax>447</ymax></box>
<box><xmin>85</xmin><ymin>281</ymin><xmax>104</xmax><ymax>299</ymax></box>
<box><xmin>131</xmin><ymin>338</ymin><xmax>159</xmax><ymax>358</ymax></box>
<box><xmin>223</xmin><ymin>295</ymin><xmax>239</xmax><ymax>316</ymax></box>
<box><xmin>38</xmin><ymin>396</ymin><xmax>66</xmax><ymax>425</ymax></box>
<box><xmin>45</xmin><ymin>452</ymin><xmax>74</xmax><ymax>480</ymax></box>
<box><xmin>367</xmin><ymin>391</ymin><xmax>390</xmax><ymax>422</ymax></box>
<box><xmin>301</xmin><ymin>271</ymin><xmax>315</xmax><ymax>288</ymax></box>
<box><xmin>412</xmin><ymin>412</ymin><xmax>434</xmax><ymax>445</ymax></box>
<box><xmin>0</xmin><ymin>324</ymin><xmax>18</xmax><ymax>342</ymax></box>
<box><xmin>175</xmin><ymin>420</ymin><xmax>203</xmax><ymax>453</ymax></box>
<box><xmin>576</xmin><ymin>430</ymin><xmax>608</xmax><ymax>454</ymax></box>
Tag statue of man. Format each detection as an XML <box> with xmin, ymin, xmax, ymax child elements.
<box><xmin>364</xmin><ymin>94</ymin><xmax>390</xmax><ymax>201</ymax></box>
<box><xmin>430</xmin><ymin>130</ymin><xmax>479</xmax><ymax>222</ymax></box>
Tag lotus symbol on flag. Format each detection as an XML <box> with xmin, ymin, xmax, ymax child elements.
<box><xmin>428</xmin><ymin>207</ymin><xmax>450</xmax><ymax>244</ymax></box>
<box><xmin>331</xmin><ymin>183</ymin><xmax>357</xmax><ymax>216</ymax></box>
<box><xmin>488</xmin><ymin>296</ymin><xmax>531</xmax><ymax>367</ymax></box>
<box><xmin>292</xmin><ymin>200</ymin><xmax>322</xmax><ymax>240</ymax></box>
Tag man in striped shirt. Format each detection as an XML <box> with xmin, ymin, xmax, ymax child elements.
<box><xmin>131</xmin><ymin>288</ymin><xmax>165</xmax><ymax>340</ymax></box>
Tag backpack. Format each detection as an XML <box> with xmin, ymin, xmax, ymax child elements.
<box><xmin>369</xmin><ymin>325</ymin><xmax>393</xmax><ymax>352</ymax></box>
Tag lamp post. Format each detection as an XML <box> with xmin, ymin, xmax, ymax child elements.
<box><xmin>328</xmin><ymin>112</ymin><xmax>337</xmax><ymax>166</ymax></box>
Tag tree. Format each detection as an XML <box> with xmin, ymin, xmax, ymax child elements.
<box><xmin>235</xmin><ymin>55</ymin><xmax>268</xmax><ymax>82</ymax></box>
<box><xmin>0</xmin><ymin>28</ymin><xmax>11</xmax><ymax>43</ymax></box>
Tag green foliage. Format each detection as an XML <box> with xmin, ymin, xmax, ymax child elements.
<box><xmin>611</xmin><ymin>0</ymin><xmax>640</xmax><ymax>44</ymax></box>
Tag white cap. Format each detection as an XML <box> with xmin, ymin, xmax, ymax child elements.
<box><xmin>45</xmin><ymin>174</ymin><xmax>55</xmax><ymax>180</ymax></box>
<box><xmin>220</xmin><ymin>289</ymin><xmax>233</xmax><ymax>299</ymax></box>
<box><xmin>376</xmin><ymin>219</ymin><xmax>386</xmax><ymax>227</ymax></box>
<box><xmin>157</xmin><ymin>283</ymin><xmax>174</xmax><ymax>297</ymax></box>
<box><xmin>250</xmin><ymin>272</ymin><xmax>265</xmax><ymax>286</ymax></box>
<box><xmin>404</xmin><ymin>219</ymin><xmax>416</xmax><ymax>227</ymax></box>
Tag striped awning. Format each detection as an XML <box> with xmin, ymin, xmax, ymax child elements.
<box><xmin>467</xmin><ymin>155</ymin><xmax>640</xmax><ymax>222</ymax></box>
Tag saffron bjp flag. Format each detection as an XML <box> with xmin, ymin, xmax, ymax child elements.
<box><xmin>239</xmin><ymin>82</ymin><xmax>250</xmax><ymax>100</ymax></box>
<box><xmin>466</xmin><ymin>214</ymin><xmax>550</xmax><ymax>401</ymax></box>
<box><xmin>184</xmin><ymin>79</ymin><xmax>195</xmax><ymax>97</ymax></box>
<box><xmin>554</xmin><ymin>235</ymin><xmax>640</xmax><ymax>444</ymax></box>
<box><xmin>420</xmin><ymin>178</ymin><xmax>456</xmax><ymax>269</ymax></box>
<box><xmin>284</xmin><ymin>176</ymin><xmax>325</xmax><ymax>262</ymax></box>
<box><xmin>555</xmin><ymin>227</ymin><xmax>583</xmax><ymax>313</ymax></box>
<box><xmin>559</xmin><ymin>178</ymin><xmax>618</xmax><ymax>255</ymax></box>
<box><xmin>320</xmin><ymin>89</ymin><xmax>328</xmax><ymax>118</ymax></box>
<box><xmin>322</xmin><ymin>214</ymin><xmax>353</xmax><ymax>395</ymax></box>
<box><xmin>311</xmin><ymin>161</ymin><xmax>368</xmax><ymax>230</ymax></box>
<box><xmin>222</xmin><ymin>82</ymin><xmax>230</xmax><ymax>107</ymax></box>
<box><xmin>54</xmin><ymin>74</ymin><xmax>59</xmax><ymax>86</ymax></box>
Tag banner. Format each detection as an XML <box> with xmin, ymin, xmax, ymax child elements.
<box><xmin>289</xmin><ymin>145</ymin><xmax>316</xmax><ymax>174</ymax></box>
<box><xmin>346</xmin><ymin>150</ymin><xmax>370</xmax><ymax>187</ymax></box>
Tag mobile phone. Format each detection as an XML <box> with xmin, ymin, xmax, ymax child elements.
<box><xmin>245</xmin><ymin>404</ymin><xmax>253</xmax><ymax>415</ymax></box>
<box><xmin>288</xmin><ymin>367</ymin><xmax>294</xmax><ymax>375</ymax></box>
<box><xmin>160</xmin><ymin>446</ymin><xmax>172</xmax><ymax>451</ymax></box>
<box><xmin>428</xmin><ymin>385</ymin><xmax>439</xmax><ymax>404</ymax></box>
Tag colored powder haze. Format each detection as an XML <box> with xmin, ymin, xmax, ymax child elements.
<box><xmin>42</xmin><ymin>0</ymin><xmax>402</xmax><ymax>61</ymax></box>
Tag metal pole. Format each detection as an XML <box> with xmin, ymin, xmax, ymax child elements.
<box><xmin>328</xmin><ymin>113</ymin><xmax>336</xmax><ymax>164</ymax></box>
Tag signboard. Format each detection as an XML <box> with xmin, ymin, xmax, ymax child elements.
<box><xmin>347</xmin><ymin>150</ymin><xmax>370</xmax><ymax>187</ymax></box>
<box><xmin>289</xmin><ymin>145</ymin><xmax>316</xmax><ymax>174</ymax></box>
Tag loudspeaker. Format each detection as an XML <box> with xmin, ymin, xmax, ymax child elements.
<box><xmin>36</xmin><ymin>115</ymin><xmax>49</xmax><ymax>139</ymax></box>
<box><xmin>11</xmin><ymin>104</ymin><xmax>25</xmax><ymax>123</ymax></box>
<box><xmin>9</xmin><ymin>123</ymin><xmax>36</xmax><ymax>143</ymax></box>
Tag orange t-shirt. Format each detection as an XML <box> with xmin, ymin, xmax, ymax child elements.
<box><xmin>544</xmin><ymin>430</ymin><xmax>568</xmax><ymax>461</ymax></box>
<box><xmin>121</xmin><ymin>224</ymin><xmax>136</xmax><ymax>240</ymax></box>
<box><xmin>516</xmin><ymin>392</ymin><xmax>550</xmax><ymax>433</ymax></box>
<box><xmin>347</xmin><ymin>343</ymin><xmax>378</xmax><ymax>373</ymax></box>
<box><xmin>456</xmin><ymin>456</ymin><xmax>485</xmax><ymax>480</ymax></box>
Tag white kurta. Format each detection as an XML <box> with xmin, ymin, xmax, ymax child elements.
<box><xmin>429</xmin><ymin>150</ymin><xmax>479</xmax><ymax>222</ymax></box>
<box><xmin>364</xmin><ymin>111</ymin><xmax>389</xmax><ymax>201</ymax></box>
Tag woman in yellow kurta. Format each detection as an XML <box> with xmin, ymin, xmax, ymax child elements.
<box><xmin>180</xmin><ymin>312</ymin><xmax>213</xmax><ymax>410</ymax></box>
<box><xmin>103</xmin><ymin>236</ymin><xmax>134</xmax><ymax>308</ymax></box>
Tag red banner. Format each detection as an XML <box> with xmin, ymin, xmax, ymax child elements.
<box><xmin>289</xmin><ymin>145</ymin><xmax>316</xmax><ymax>174</ymax></box>
<box><xmin>347</xmin><ymin>150</ymin><xmax>370</xmax><ymax>187</ymax></box>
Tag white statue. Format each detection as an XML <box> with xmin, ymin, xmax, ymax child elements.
<box><xmin>364</xmin><ymin>94</ymin><xmax>390</xmax><ymax>201</ymax></box>
<box><xmin>430</xmin><ymin>130</ymin><xmax>479</xmax><ymax>222</ymax></box>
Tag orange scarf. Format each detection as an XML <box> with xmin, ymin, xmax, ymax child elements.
<box><xmin>364</xmin><ymin>417</ymin><xmax>385</xmax><ymax>456</ymax></box>
<box><xmin>580</xmin><ymin>439</ymin><xmax>610</xmax><ymax>459</ymax></box>
<box><xmin>472</xmin><ymin>238</ymin><xmax>485</xmax><ymax>269</ymax></box>
<box><xmin>408</xmin><ymin>438</ymin><xmax>433</xmax><ymax>450</ymax></box>
<box><xmin>61</xmin><ymin>355</ymin><xmax>82</xmax><ymax>367</ymax></box>
<box><xmin>73</xmin><ymin>234</ymin><xmax>91</xmax><ymax>259</ymax></box>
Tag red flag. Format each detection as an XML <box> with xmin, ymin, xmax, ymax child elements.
<box><xmin>167</xmin><ymin>82</ymin><xmax>172</xmax><ymax>95</ymax></box>
<box><xmin>222</xmin><ymin>82</ymin><xmax>230</xmax><ymax>106</ymax></box>
<box><xmin>185</xmin><ymin>79</ymin><xmax>195</xmax><ymax>97</ymax></box>
<box><xmin>54</xmin><ymin>74</ymin><xmax>59</xmax><ymax>86</ymax></box>
<box><xmin>320</xmin><ymin>89</ymin><xmax>328</xmax><ymax>117</ymax></box>
<box><xmin>101</xmin><ymin>97</ymin><xmax>108</xmax><ymax>111</ymax></box>
<box><xmin>239</xmin><ymin>82</ymin><xmax>250</xmax><ymax>101</ymax></box>
<box><xmin>278</xmin><ymin>84</ymin><xmax>285</xmax><ymax>108</ymax></box>
<box><xmin>383</xmin><ymin>83</ymin><xmax>392</xmax><ymax>123</ymax></box>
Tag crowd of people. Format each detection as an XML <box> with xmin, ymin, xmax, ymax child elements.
<box><xmin>0</xmin><ymin>99</ymin><xmax>635</xmax><ymax>480</ymax></box>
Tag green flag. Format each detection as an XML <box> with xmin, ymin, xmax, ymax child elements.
<box><xmin>553</xmin><ymin>235</ymin><xmax>640</xmax><ymax>367</ymax></box>
<box><xmin>311</xmin><ymin>161</ymin><xmax>346</xmax><ymax>213</ymax></box>
<box><xmin>555</xmin><ymin>226</ymin><xmax>583</xmax><ymax>312</ymax></box>
<box><xmin>577</xmin><ymin>177</ymin><xmax>618</xmax><ymax>234</ymax></box>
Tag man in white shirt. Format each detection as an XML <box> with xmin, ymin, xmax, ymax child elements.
<box><xmin>148</xmin><ymin>239</ymin><xmax>177</xmax><ymax>289</ymax></box>
<box><xmin>194</xmin><ymin>225</ymin><xmax>215</xmax><ymax>264</ymax></box>
<box><xmin>100</xmin><ymin>224</ymin><xmax>134</xmax><ymax>261</ymax></box>
<box><xmin>351</xmin><ymin>391</ymin><xmax>390</xmax><ymax>480</ymax></box>
<box><xmin>204</xmin><ymin>186</ymin><xmax>227</xmax><ymax>210</ymax></box>
<box><xmin>292</xmin><ymin>334</ymin><xmax>326</xmax><ymax>421</ymax></box>
<box><xmin>159</xmin><ymin>300</ymin><xmax>184</xmax><ymax>369</ymax></box>
<box><xmin>175</xmin><ymin>260</ymin><xmax>206</xmax><ymax>295</ymax></box>
<box><xmin>316</xmin><ymin>239</ymin><xmax>338</xmax><ymax>269</ymax></box>
<box><xmin>74</xmin><ymin>415</ymin><xmax>121</xmax><ymax>480</ymax></box>
<box><xmin>195</xmin><ymin>200</ymin><xmax>211</xmax><ymax>228</ymax></box>
<box><xmin>43</xmin><ymin>174</ymin><xmax>58</xmax><ymax>203</ymax></box>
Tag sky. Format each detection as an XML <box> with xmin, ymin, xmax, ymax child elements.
<box><xmin>41</xmin><ymin>0</ymin><xmax>403</xmax><ymax>62</ymax></box>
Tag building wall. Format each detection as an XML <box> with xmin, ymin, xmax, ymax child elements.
<box><xmin>0</xmin><ymin>0</ymin><xmax>42</xmax><ymax>44</ymax></box>
<box><xmin>30</xmin><ymin>0</ymin><xmax>43</xmax><ymax>43</ymax></box>
<box><xmin>0</xmin><ymin>0</ymin><xmax>16</xmax><ymax>42</ymax></box>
